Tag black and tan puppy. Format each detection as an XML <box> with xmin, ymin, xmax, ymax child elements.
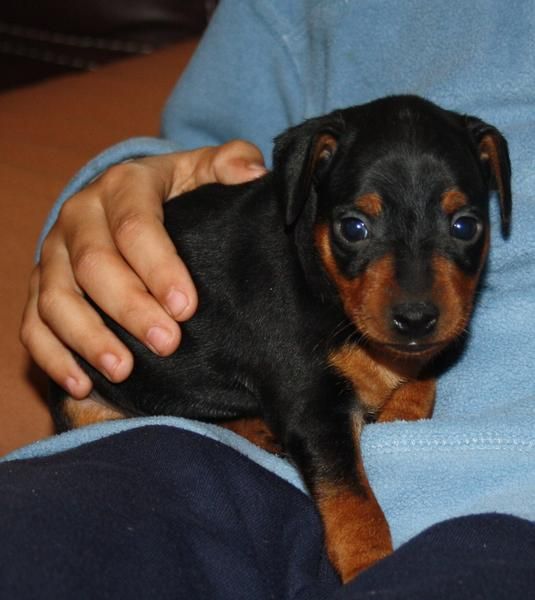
<box><xmin>50</xmin><ymin>95</ymin><xmax>511</xmax><ymax>582</ymax></box>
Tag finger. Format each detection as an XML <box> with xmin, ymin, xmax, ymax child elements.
<box><xmin>172</xmin><ymin>141</ymin><xmax>267</xmax><ymax>195</ymax></box>
<box><xmin>101</xmin><ymin>183</ymin><xmax>198</xmax><ymax>322</ymax></box>
<box><xmin>20</xmin><ymin>268</ymin><xmax>93</xmax><ymax>398</ymax></box>
<box><xmin>59</xmin><ymin>202</ymin><xmax>182</xmax><ymax>357</ymax></box>
<box><xmin>212</xmin><ymin>140</ymin><xmax>267</xmax><ymax>184</ymax></box>
<box><xmin>37</xmin><ymin>245</ymin><xmax>136</xmax><ymax>382</ymax></box>
<box><xmin>101</xmin><ymin>144</ymin><xmax>264</xmax><ymax>322</ymax></box>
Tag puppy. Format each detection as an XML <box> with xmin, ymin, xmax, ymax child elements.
<box><xmin>51</xmin><ymin>95</ymin><xmax>511</xmax><ymax>582</ymax></box>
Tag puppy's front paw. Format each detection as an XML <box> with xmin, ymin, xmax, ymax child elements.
<box><xmin>317</xmin><ymin>487</ymin><xmax>393</xmax><ymax>583</ymax></box>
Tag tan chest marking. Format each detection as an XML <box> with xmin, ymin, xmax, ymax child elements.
<box><xmin>328</xmin><ymin>344</ymin><xmax>407</xmax><ymax>412</ymax></box>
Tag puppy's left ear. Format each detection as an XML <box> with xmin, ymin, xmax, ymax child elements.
<box><xmin>465</xmin><ymin>115</ymin><xmax>512</xmax><ymax>235</ymax></box>
<box><xmin>272</xmin><ymin>112</ymin><xmax>345</xmax><ymax>227</ymax></box>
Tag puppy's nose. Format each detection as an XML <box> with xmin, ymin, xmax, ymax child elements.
<box><xmin>391</xmin><ymin>302</ymin><xmax>439</xmax><ymax>339</ymax></box>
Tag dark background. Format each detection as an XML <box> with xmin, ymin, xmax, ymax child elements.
<box><xmin>0</xmin><ymin>0</ymin><xmax>216</xmax><ymax>90</ymax></box>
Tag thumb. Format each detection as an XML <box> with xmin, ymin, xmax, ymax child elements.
<box><xmin>212</xmin><ymin>140</ymin><xmax>268</xmax><ymax>184</ymax></box>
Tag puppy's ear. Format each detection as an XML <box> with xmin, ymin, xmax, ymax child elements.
<box><xmin>465</xmin><ymin>115</ymin><xmax>512</xmax><ymax>235</ymax></box>
<box><xmin>272</xmin><ymin>112</ymin><xmax>344</xmax><ymax>227</ymax></box>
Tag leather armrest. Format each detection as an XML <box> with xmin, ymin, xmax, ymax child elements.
<box><xmin>0</xmin><ymin>0</ymin><xmax>214</xmax><ymax>89</ymax></box>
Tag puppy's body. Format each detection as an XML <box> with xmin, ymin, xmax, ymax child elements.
<box><xmin>51</xmin><ymin>95</ymin><xmax>511</xmax><ymax>582</ymax></box>
<box><xmin>75</xmin><ymin>177</ymin><xmax>341</xmax><ymax>422</ymax></box>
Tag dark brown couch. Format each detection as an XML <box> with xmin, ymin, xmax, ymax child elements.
<box><xmin>0</xmin><ymin>39</ymin><xmax>198</xmax><ymax>456</ymax></box>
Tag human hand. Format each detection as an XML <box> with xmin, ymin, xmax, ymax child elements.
<box><xmin>20</xmin><ymin>141</ymin><xmax>267</xmax><ymax>398</ymax></box>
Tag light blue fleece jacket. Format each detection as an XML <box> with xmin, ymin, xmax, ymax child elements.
<box><xmin>20</xmin><ymin>0</ymin><xmax>535</xmax><ymax>548</ymax></box>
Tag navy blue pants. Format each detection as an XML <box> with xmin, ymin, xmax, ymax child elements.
<box><xmin>1</xmin><ymin>426</ymin><xmax>534</xmax><ymax>599</ymax></box>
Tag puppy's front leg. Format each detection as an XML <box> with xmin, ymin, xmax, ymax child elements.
<box><xmin>287</xmin><ymin>411</ymin><xmax>392</xmax><ymax>583</ymax></box>
<box><xmin>315</xmin><ymin>465</ymin><xmax>392</xmax><ymax>582</ymax></box>
<box><xmin>378</xmin><ymin>378</ymin><xmax>436</xmax><ymax>423</ymax></box>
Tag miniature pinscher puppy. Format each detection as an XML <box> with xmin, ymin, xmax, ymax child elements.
<box><xmin>50</xmin><ymin>95</ymin><xmax>511</xmax><ymax>582</ymax></box>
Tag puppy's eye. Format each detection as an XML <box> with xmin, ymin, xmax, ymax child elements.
<box><xmin>450</xmin><ymin>215</ymin><xmax>482</xmax><ymax>242</ymax></box>
<box><xmin>340</xmin><ymin>217</ymin><xmax>369</xmax><ymax>242</ymax></box>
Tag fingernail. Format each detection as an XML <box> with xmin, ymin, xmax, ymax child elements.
<box><xmin>165</xmin><ymin>289</ymin><xmax>189</xmax><ymax>318</ymax></box>
<box><xmin>146</xmin><ymin>326</ymin><xmax>174</xmax><ymax>355</ymax></box>
<box><xmin>65</xmin><ymin>376</ymin><xmax>86</xmax><ymax>396</ymax></box>
<box><xmin>100</xmin><ymin>353</ymin><xmax>121</xmax><ymax>379</ymax></box>
<box><xmin>247</xmin><ymin>163</ymin><xmax>268</xmax><ymax>178</ymax></box>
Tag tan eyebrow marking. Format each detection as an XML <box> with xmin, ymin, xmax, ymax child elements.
<box><xmin>355</xmin><ymin>193</ymin><xmax>383</xmax><ymax>217</ymax></box>
<box><xmin>441</xmin><ymin>189</ymin><xmax>469</xmax><ymax>215</ymax></box>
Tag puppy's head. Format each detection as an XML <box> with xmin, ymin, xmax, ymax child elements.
<box><xmin>273</xmin><ymin>95</ymin><xmax>511</xmax><ymax>358</ymax></box>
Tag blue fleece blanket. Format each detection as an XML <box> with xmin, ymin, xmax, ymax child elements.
<box><xmin>22</xmin><ymin>0</ymin><xmax>535</xmax><ymax>548</ymax></box>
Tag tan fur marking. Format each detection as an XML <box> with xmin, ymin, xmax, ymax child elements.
<box><xmin>480</xmin><ymin>134</ymin><xmax>505</xmax><ymax>203</ymax></box>
<box><xmin>315</xmin><ymin>224</ymin><xmax>399</xmax><ymax>345</ymax></box>
<box><xmin>315</xmin><ymin>222</ymin><xmax>341</xmax><ymax>284</ymax></box>
<box><xmin>316</xmin><ymin>416</ymin><xmax>392</xmax><ymax>582</ymax></box>
<box><xmin>329</xmin><ymin>345</ymin><xmax>405</xmax><ymax>412</ymax></box>
<box><xmin>220</xmin><ymin>417</ymin><xmax>282</xmax><ymax>454</ymax></box>
<box><xmin>378</xmin><ymin>378</ymin><xmax>436</xmax><ymax>422</ymax></box>
<box><xmin>353</xmin><ymin>254</ymin><xmax>399</xmax><ymax>343</ymax></box>
<box><xmin>63</xmin><ymin>395</ymin><xmax>126</xmax><ymax>429</ymax></box>
<box><xmin>355</xmin><ymin>193</ymin><xmax>383</xmax><ymax>217</ymax></box>
<box><xmin>317</xmin><ymin>485</ymin><xmax>392</xmax><ymax>582</ymax></box>
<box><xmin>441</xmin><ymin>188</ymin><xmax>468</xmax><ymax>215</ymax></box>
<box><xmin>431</xmin><ymin>250</ymin><xmax>487</xmax><ymax>343</ymax></box>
